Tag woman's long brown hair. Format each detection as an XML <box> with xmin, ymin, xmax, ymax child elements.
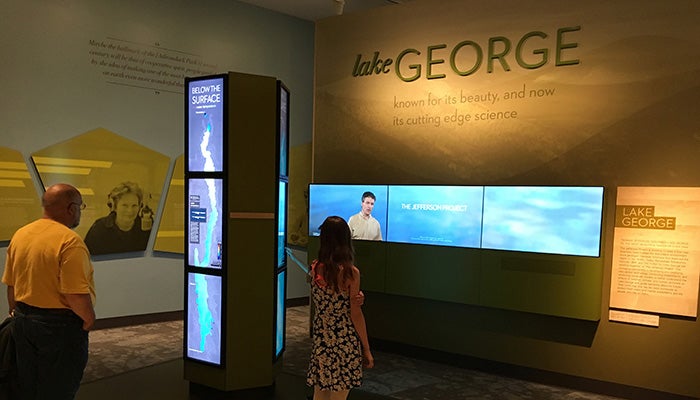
<box><xmin>317</xmin><ymin>216</ymin><xmax>355</xmax><ymax>292</ymax></box>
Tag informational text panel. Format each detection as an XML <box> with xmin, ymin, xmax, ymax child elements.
<box><xmin>610</xmin><ymin>187</ymin><xmax>700</xmax><ymax>317</ymax></box>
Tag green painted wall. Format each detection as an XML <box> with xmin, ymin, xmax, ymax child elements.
<box><xmin>312</xmin><ymin>0</ymin><xmax>700</xmax><ymax>397</ymax></box>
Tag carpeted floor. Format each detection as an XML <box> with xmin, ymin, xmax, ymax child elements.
<box><xmin>83</xmin><ymin>320</ymin><xmax>183</xmax><ymax>383</ymax></box>
<box><xmin>83</xmin><ymin>306</ymin><xmax>629</xmax><ymax>400</ymax></box>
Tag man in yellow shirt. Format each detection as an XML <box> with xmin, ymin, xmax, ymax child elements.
<box><xmin>2</xmin><ymin>183</ymin><xmax>96</xmax><ymax>400</ymax></box>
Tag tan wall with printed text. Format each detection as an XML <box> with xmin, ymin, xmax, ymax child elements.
<box><xmin>314</xmin><ymin>0</ymin><xmax>700</xmax><ymax>397</ymax></box>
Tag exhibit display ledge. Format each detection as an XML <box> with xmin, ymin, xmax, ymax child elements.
<box><xmin>308</xmin><ymin>236</ymin><xmax>604</xmax><ymax>321</ymax></box>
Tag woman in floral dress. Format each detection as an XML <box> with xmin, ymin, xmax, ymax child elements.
<box><xmin>307</xmin><ymin>216</ymin><xmax>374</xmax><ymax>400</ymax></box>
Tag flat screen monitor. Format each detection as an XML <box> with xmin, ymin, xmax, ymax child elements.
<box><xmin>188</xmin><ymin>178</ymin><xmax>223</xmax><ymax>269</ymax></box>
<box><xmin>387</xmin><ymin>185</ymin><xmax>484</xmax><ymax>248</ymax></box>
<box><xmin>481</xmin><ymin>186</ymin><xmax>604</xmax><ymax>257</ymax></box>
<box><xmin>278</xmin><ymin>83</ymin><xmax>289</xmax><ymax>177</ymax></box>
<box><xmin>187</xmin><ymin>76</ymin><xmax>225</xmax><ymax>172</ymax></box>
<box><xmin>274</xmin><ymin>269</ymin><xmax>286</xmax><ymax>359</ymax></box>
<box><xmin>277</xmin><ymin>180</ymin><xmax>287</xmax><ymax>268</ymax></box>
<box><xmin>308</xmin><ymin>184</ymin><xmax>388</xmax><ymax>241</ymax></box>
<box><xmin>186</xmin><ymin>272</ymin><xmax>223</xmax><ymax>365</ymax></box>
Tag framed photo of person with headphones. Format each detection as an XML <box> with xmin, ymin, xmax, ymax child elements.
<box><xmin>30</xmin><ymin>128</ymin><xmax>171</xmax><ymax>257</ymax></box>
<box><xmin>84</xmin><ymin>181</ymin><xmax>154</xmax><ymax>255</ymax></box>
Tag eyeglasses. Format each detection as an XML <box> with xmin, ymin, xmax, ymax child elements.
<box><xmin>70</xmin><ymin>202</ymin><xmax>87</xmax><ymax>210</ymax></box>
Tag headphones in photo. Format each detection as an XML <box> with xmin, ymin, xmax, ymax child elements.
<box><xmin>106</xmin><ymin>182</ymin><xmax>144</xmax><ymax>211</ymax></box>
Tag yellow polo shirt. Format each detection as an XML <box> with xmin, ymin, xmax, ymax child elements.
<box><xmin>2</xmin><ymin>218</ymin><xmax>96</xmax><ymax>309</ymax></box>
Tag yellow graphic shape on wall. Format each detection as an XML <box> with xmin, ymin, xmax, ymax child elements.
<box><xmin>0</xmin><ymin>147</ymin><xmax>41</xmax><ymax>241</ymax></box>
<box><xmin>154</xmin><ymin>154</ymin><xmax>184</xmax><ymax>254</ymax></box>
<box><xmin>31</xmin><ymin>128</ymin><xmax>170</xmax><ymax>256</ymax></box>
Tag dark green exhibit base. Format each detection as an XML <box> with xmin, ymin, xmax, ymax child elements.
<box><xmin>189</xmin><ymin>377</ymin><xmax>389</xmax><ymax>400</ymax></box>
<box><xmin>189</xmin><ymin>381</ymin><xmax>277</xmax><ymax>399</ymax></box>
<box><xmin>310</xmin><ymin>237</ymin><xmax>604</xmax><ymax>321</ymax></box>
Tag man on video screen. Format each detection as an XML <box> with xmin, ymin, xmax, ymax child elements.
<box><xmin>348</xmin><ymin>191</ymin><xmax>383</xmax><ymax>241</ymax></box>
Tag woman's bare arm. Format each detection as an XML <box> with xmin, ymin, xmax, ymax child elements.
<box><xmin>348</xmin><ymin>266</ymin><xmax>374</xmax><ymax>368</ymax></box>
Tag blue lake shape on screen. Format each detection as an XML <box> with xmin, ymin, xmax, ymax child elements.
<box><xmin>187</xmin><ymin>273</ymin><xmax>222</xmax><ymax>365</ymax></box>
<box><xmin>188</xmin><ymin>179</ymin><xmax>223</xmax><ymax>269</ymax></box>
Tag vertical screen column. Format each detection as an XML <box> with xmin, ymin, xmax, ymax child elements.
<box><xmin>185</xmin><ymin>75</ymin><xmax>227</xmax><ymax>367</ymax></box>
<box><xmin>274</xmin><ymin>82</ymin><xmax>290</xmax><ymax>360</ymax></box>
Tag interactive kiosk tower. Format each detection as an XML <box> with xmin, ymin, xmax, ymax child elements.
<box><xmin>184</xmin><ymin>72</ymin><xmax>289</xmax><ymax>391</ymax></box>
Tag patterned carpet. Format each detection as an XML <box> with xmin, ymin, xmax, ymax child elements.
<box><xmin>83</xmin><ymin>320</ymin><xmax>183</xmax><ymax>383</ymax></box>
<box><xmin>83</xmin><ymin>306</ymin><xmax>627</xmax><ymax>400</ymax></box>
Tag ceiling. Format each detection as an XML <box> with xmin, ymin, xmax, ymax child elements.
<box><xmin>238</xmin><ymin>0</ymin><xmax>407</xmax><ymax>21</ymax></box>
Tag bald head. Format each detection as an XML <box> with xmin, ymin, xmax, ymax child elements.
<box><xmin>43</xmin><ymin>183</ymin><xmax>83</xmax><ymax>228</ymax></box>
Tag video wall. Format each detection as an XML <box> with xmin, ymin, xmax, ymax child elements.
<box><xmin>309</xmin><ymin>184</ymin><xmax>605</xmax><ymax>257</ymax></box>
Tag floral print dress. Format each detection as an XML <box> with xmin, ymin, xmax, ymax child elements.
<box><xmin>306</xmin><ymin>264</ymin><xmax>362</xmax><ymax>391</ymax></box>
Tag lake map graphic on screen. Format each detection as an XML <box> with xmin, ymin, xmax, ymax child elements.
<box><xmin>188</xmin><ymin>77</ymin><xmax>224</xmax><ymax>172</ymax></box>
<box><xmin>188</xmin><ymin>178</ymin><xmax>223</xmax><ymax>269</ymax></box>
<box><xmin>187</xmin><ymin>272</ymin><xmax>222</xmax><ymax>365</ymax></box>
